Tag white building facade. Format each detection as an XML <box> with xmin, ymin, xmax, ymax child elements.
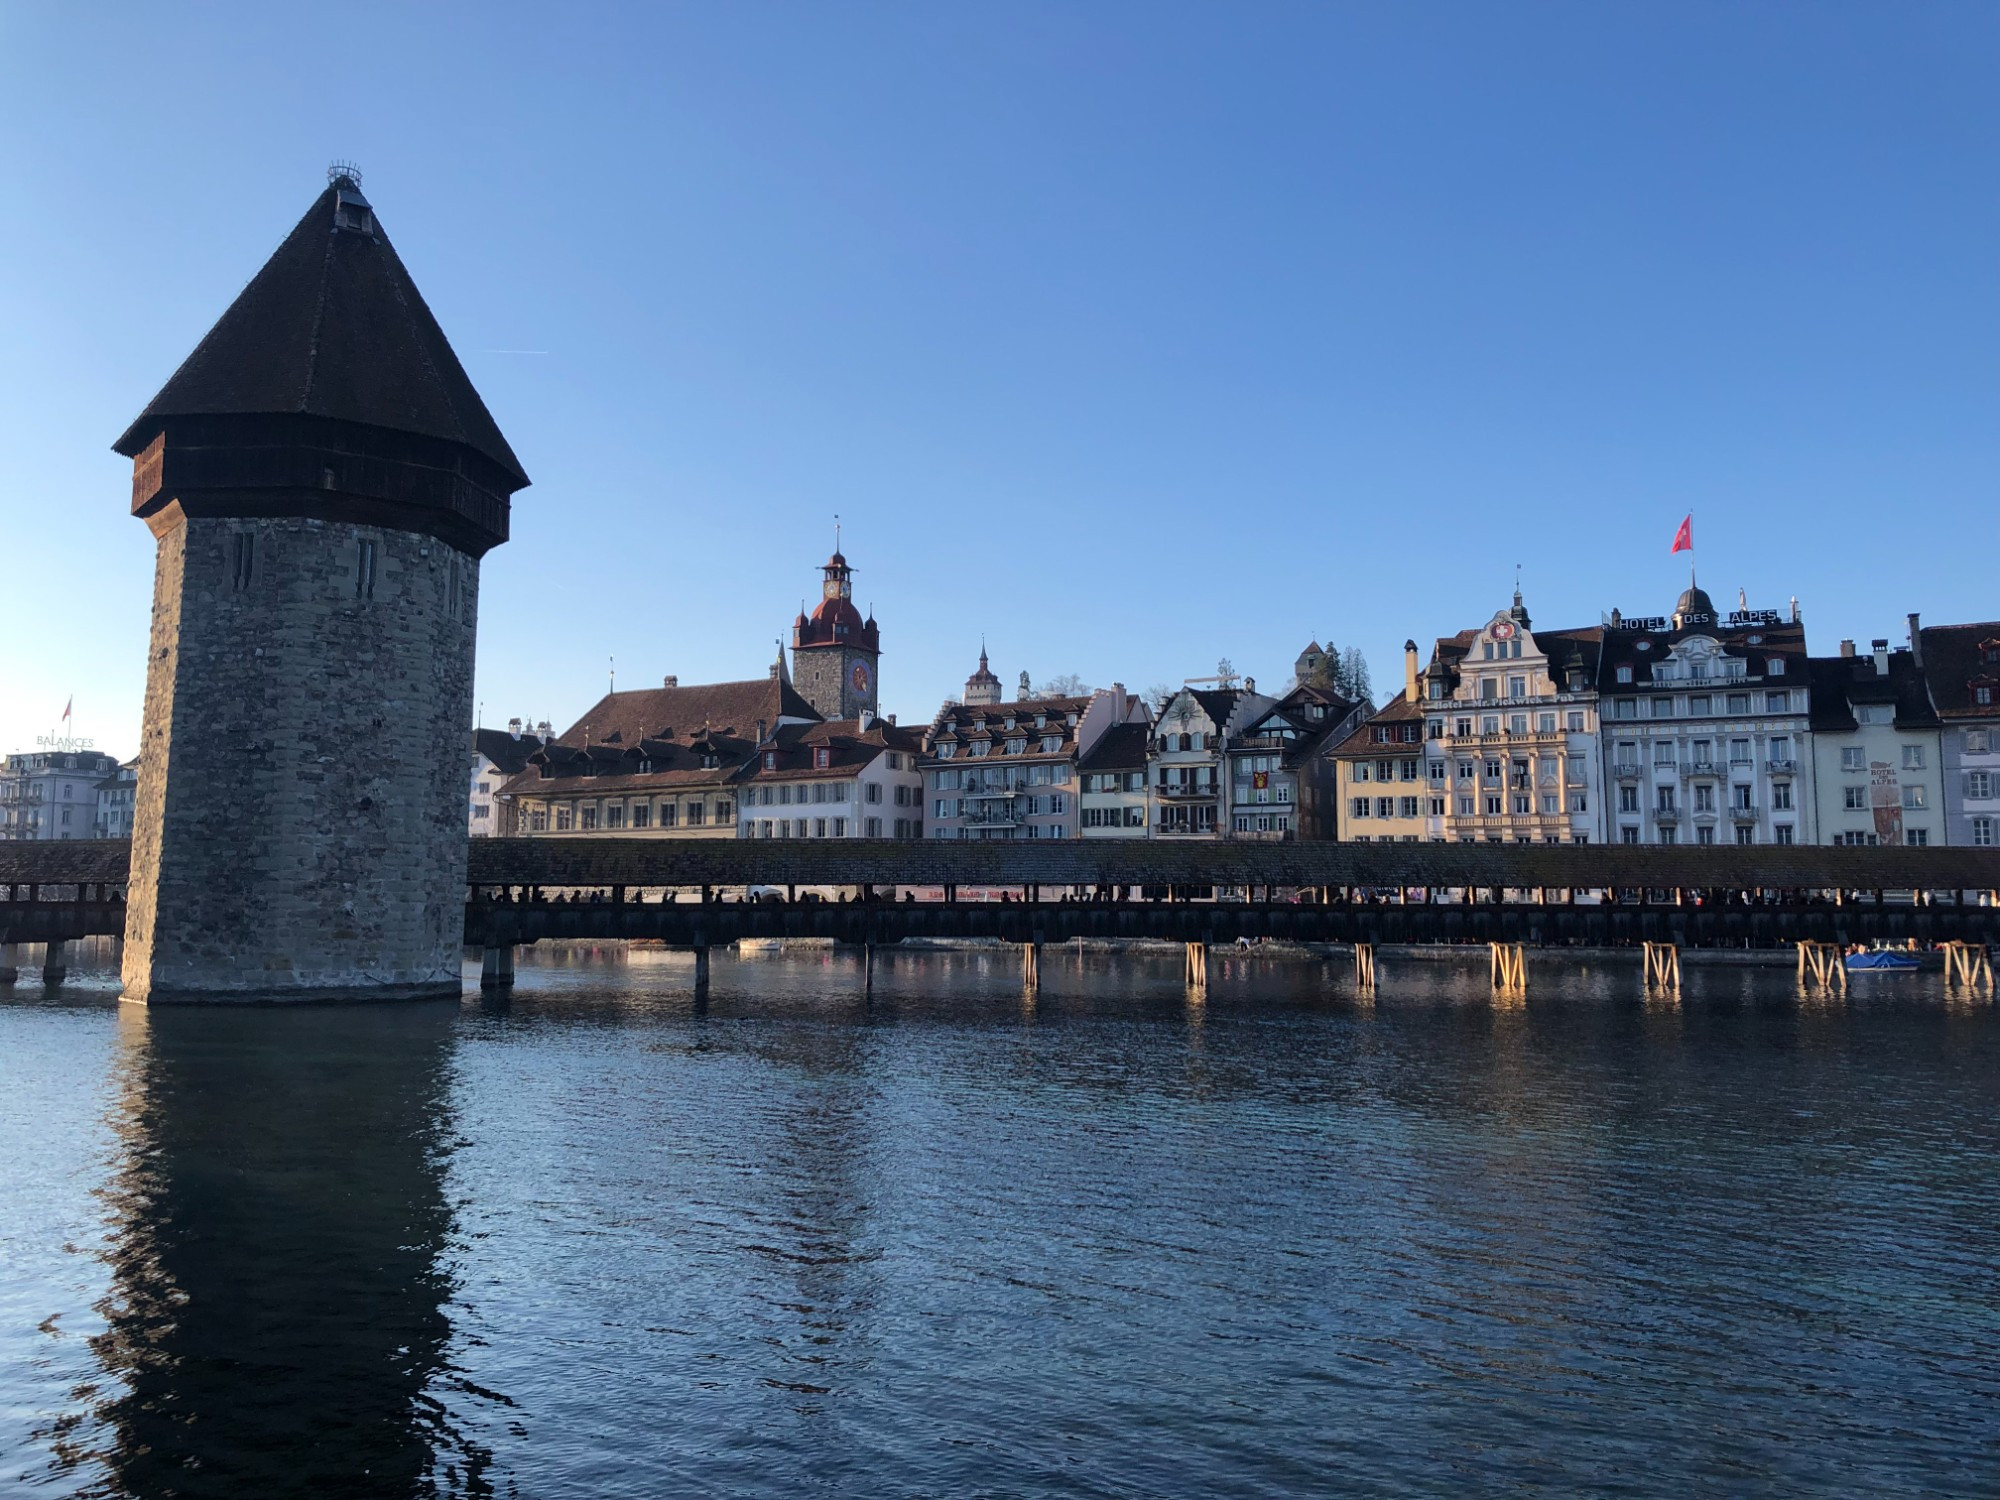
<box><xmin>1809</xmin><ymin>636</ymin><xmax>1944</xmax><ymax>847</ymax></box>
<box><xmin>1920</xmin><ymin>620</ymin><xmax>2000</xmax><ymax>848</ymax></box>
<box><xmin>0</xmin><ymin>748</ymin><xmax>126</xmax><ymax>841</ymax></box>
<box><xmin>1598</xmin><ymin>589</ymin><xmax>1811</xmax><ymax>847</ymax></box>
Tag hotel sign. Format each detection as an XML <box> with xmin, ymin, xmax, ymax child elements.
<box><xmin>34</xmin><ymin>735</ymin><xmax>96</xmax><ymax>752</ymax></box>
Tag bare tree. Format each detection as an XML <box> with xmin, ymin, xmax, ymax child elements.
<box><xmin>1145</xmin><ymin>682</ymin><xmax>1178</xmax><ymax>713</ymax></box>
<box><xmin>1036</xmin><ymin>672</ymin><xmax>1092</xmax><ymax>698</ymax></box>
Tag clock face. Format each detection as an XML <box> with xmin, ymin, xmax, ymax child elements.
<box><xmin>850</xmin><ymin>660</ymin><xmax>872</xmax><ymax>694</ymax></box>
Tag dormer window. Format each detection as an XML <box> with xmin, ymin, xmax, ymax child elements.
<box><xmin>815</xmin><ymin>747</ymin><xmax>832</xmax><ymax>769</ymax></box>
<box><xmin>764</xmin><ymin>751</ymin><xmax>778</xmax><ymax>770</ymax></box>
<box><xmin>1616</xmin><ymin>665</ymin><xmax>1634</xmax><ymax>684</ymax></box>
<box><xmin>1767</xmin><ymin>658</ymin><xmax>1785</xmax><ymax>676</ymax></box>
<box><xmin>701</xmin><ymin>754</ymin><xmax>719</xmax><ymax>770</ymax></box>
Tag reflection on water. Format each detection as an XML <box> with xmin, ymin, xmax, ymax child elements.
<box><xmin>22</xmin><ymin>1002</ymin><xmax>487</xmax><ymax>1498</ymax></box>
<box><xmin>3</xmin><ymin>947</ymin><xmax>2000</xmax><ymax>1496</ymax></box>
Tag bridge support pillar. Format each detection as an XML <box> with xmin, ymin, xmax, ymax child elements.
<box><xmin>863</xmin><ymin>942</ymin><xmax>876</xmax><ymax>994</ymax></box>
<box><xmin>1021</xmin><ymin>942</ymin><xmax>1039</xmax><ymax>993</ymax></box>
<box><xmin>42</xmin><ymin>940</ymin><xmax>68</xmax><ymax>987</ymax></box>
<box><xmin>1185</xmin><ymin>941</ymin><xmax>1208</xmax><ymax>997</ymax></box>
<box><xmin>1642</xmin><ymin>941</ymin><xmax>1680</xmax><ymax>992</ymax></box>
<box><xmin>1354</xmin><ymin>942</ymin><xmax>1376</xmax><ymax>992</ymax></box>
<box><xmin>479</xmin><ymin>945</ymin><xmax>515</xmax><ymax>990</ymax></box>
<box><xmin>693</xmin><ymin>945</ymin><xmax>711</xmax><ymax>995</ymax></box>
<box><xmin>1489</xmin><ymin>942</ymin><xmax>1525</xmax><ymax>997</ymax></box>
<box><xmin>0</xmin><ymin>942</ymin><xmax>17</xmax><ymax>985</ymax></box>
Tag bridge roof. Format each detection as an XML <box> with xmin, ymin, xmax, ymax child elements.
<box><xmin>6</xmin><ymin>838</ymin><xmax>1998</xmax><ymax>895</ymax></box>
<box><xmin>0</xmin><ymin>840</ymin><xmax>133</xmax><ymax>885</ymax></box>
<box><xmin>463</xmin><ymin>838</ymin><xmax>2000</xmax><ymax>892</ymax></box>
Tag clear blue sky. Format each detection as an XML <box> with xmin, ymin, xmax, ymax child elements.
<box><xmin>2</xmin><ymin>3</ymin><xmax>1994</xmax><ymax>756</ymax></box>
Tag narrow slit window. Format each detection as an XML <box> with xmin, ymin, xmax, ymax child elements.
<box><xmin>356</xmin><ymin>540</ymin><xmax>377</xmax><ymax>600</ymax></box>
<box><xmin>231</xmin><ymin>532</ymin><xmax>254</xmax><ymax>590</ymax></box>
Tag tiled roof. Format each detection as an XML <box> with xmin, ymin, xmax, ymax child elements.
<box><xmin>112</xmin><ymin>176</ymin><xmax>527</xmax><ymax>486</ymax></box>
<box><xmin>559</xmin><ymin>676</ymin><xmax>820</xmax><ymax>748</ymax></box>
<box><xmin>1078</xmin><ymin>722</ymin><xmax>1150</xmax><ymax>773</ymax></box>
<box><xmin>925</xmin><ymin>695</ymin><xmax>1091</xmax><ymax>760</ymax></box>
<box><xmin>473</xmin><ymin>727</ymin><xmax>548</xmax><ymax>776</ymax></box>
<box><xmin>1595</xmin><ymin>619</ymin><xmax>1805</xmax><ymax>691</ymax></box>
<box><xmin>739</xmin><ymin>718</ymin><xmax>926</xmax><ymax>782</ymax></box>
<box><xmin>1329</xmin><ymin>694</ymin><xmax>1424</xmax><ymax>756</ymax></box>
<box><xmin>1919</xmin><ymin>622</ymin><xmax>2000</xmax><ymax>720</ymax></box>
<box><xmin>1808</xmin><ymin>651</ymin><xmax>1940</xmax><ymax>732</ymax></box>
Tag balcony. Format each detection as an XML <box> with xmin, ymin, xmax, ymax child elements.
<box><xmin>1730</xmin><ymin>804</ymin><xmax>1759</xmax><ymax>822</ymax></box>
<box><xmin>1650</xmin><ymin>805</ymin><xmax>1682</xmax><ymax>821</ymax></box>
<box><xmin>1472</xmin><ymin>730</ymin><xmax>1566</xmax><ymax>746</ymax></box>
<box><xmin>961</xmin><ymin>785</ymin><xmax>1019</xmax><ymax>800</ymax></box>
<box><xmin>1767</xmin><ymin>758</ymin><xmax>1797</xmax><ymax>775</ymax></box>
<box><xmin>1612</xmin><ymin>763</ymin><xmax>1642</xmax><ymax>780</ymax></box>
<box><xmin>1682</xmin><ymin>761</ymin><xmax>1722</xmax><ymax>777</ymax></box>
<box><xmin>1157</xmin><ymin>783</ymin><xmax>1219</xmax><ymax>800</ymax></box>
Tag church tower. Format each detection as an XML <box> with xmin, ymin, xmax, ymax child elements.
<box><xmin>790</xmin><ymin>547</ymin><xmax>880</xmax><ymax>721</ymax></box>
<box><xmin>112</xmin><ymin>169</ymin><xmax>528</xmax><ymax>1002</ymax></box>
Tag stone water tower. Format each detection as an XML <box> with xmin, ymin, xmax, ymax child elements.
<box><xmin>112</xmin><ymin>169</ymin><xmax>528</xmax><ymax>1002</ymax></box>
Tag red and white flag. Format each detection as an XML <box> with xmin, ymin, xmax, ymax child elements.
<box><xmin>1670</xmin><ymin>514</ymin><xmax>1693</xmax><ymax>554</ymax></box>
<box><xmin>61</xmin><ymin>696</ymin><xmax>72</xmax><ymax>723</ymax></box>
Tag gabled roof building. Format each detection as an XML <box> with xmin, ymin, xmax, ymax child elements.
<box><xmin>1918</xmin><ymin>617</ymin><xmax>2000</xmax><ymax>848</ymax></box>
<box><xmin>1415</xmin><ymin>590</ymin><xmax>1607</xmax><ymax>844</ymax></box>
<box><xmin>1808</xmin><ymin>626</ymin><xmax>1942</xmax><ymax>847</ymax></box>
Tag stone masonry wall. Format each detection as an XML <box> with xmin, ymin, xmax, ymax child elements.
<box><xmin>123</xmin><ymin>513</ymin><xmax>478</xmax><ymax>1001</ymax></box>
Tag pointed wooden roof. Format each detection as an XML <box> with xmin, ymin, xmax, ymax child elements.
<box><xmin>113</xmin><ymin>174</ymin><xmax>527</xmax><ymax>488</ymax></box>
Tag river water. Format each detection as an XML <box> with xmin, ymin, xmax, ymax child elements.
<box><xmin>3</xmin><ymin>943</ymin><xmax>1998</xmax><ymax>1498</ymax></box>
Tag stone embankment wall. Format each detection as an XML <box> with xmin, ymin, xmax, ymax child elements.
<box><xmin>123</xmin><ymin>513</ymin><xmax>477</xmax><ymax>1002</ymax></box>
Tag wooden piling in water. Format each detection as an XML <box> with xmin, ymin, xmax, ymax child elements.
<box><xmin>1795</xmin><ymin>940</ymin><xmax>1845</xmax><ymax>993</ymax></box>
<box><xmin>1354</xmin><ymin>942</ymin><xmax>1376</xmax><ymax>992</ymax></box>
<box><xmin>1942</xmin><ymin>941</ymin><xmax>1994</xmax><ymax>993</ymax></box>
<box><xmin>1642</xmin><ymin>941</ymin><xmax>1681</xmax><ymax>992</ymax></box>
<box><xmin>1489</xmin><ymin>942</ymin><xmax>1525</xmax><ymax>994</ymax></box>
<box><xmin>479</xmin><ymin>944</ymin><xmax>516</xmax><ymax>990</ymax></box>
<box><xmin>1185</xmin><ymin>941</ymin><xmax>1209</xmax><ymax>997</ymax></box>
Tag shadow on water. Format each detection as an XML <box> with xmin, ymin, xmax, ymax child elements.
<box><xmin>67</xmin><ymin>1002</ymin><xmax>495</xmax><ymax>1500</ymax></box>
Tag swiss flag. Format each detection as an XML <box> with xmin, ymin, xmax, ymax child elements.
<box><xmin>1670</xmin><ymin>515</ymin><xmax>1693</xmax><ymax>554</ymax></box>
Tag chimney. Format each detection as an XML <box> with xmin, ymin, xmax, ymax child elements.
<box><xmin>1790</xmin><ymin>596</ymin><xmax>1801</xmax><ymax>624</ymax></box>
<box><xmin>537</xmin><ymin>719</ymin><xmax>552</xmax><ymax>739</ymax></box>
<box><xmin>507</xmin><ymin>717</ymin><xmax>522</xmax><ymax>739</ymax></box>
<box><xmin>1839</xmin><ymin>639</ymin><xmax>1855</xmax><ymax>659</ymax></box>
<box><xmin>1404</xmin><ymin>639</ymin><xmax>1420</xmax><ymax>703</ymax></box>
<box><xmin>755</xmin><ymin>718</ymin><xmax>767</xmax><ymax>746</ymax></box>
<box><xmin>663</xmin><ymin>675</ymin><xmax>678</xmax><ymax>689</ymax></box>
<box><xmin>887</xmin><ymin>714</ymin><xmax>897</xmax><ymax>726</ymax></box>
<box><xmin>1609</xmin><ymin>608</ymin><xmax>1622</xmax><ymax>627</ymax></box>
<box><xmin>1908</xmin><ymin>612</ymin><xmax>1923</xmax><ymax>667</ymax></box>
<box><xmin>858</xmin><ymin>709</ymin><xmax>876</xmax><ymax>733</ymax></box>
<box><xmin>1244</xmin><ymin>676</ymin><xmax>1256</xmax><ymax>695</ymax></box>
<box><xmin>1872</xmin><ymin>639</ymin><xmax>1890</xmax><ymax>675</ymax></box>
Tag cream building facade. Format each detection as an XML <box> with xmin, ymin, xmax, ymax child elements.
<box><xmin>1417</xmin><ymin>595</ymin><xmax>1606</xmax><ymax>844</ymax></box>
